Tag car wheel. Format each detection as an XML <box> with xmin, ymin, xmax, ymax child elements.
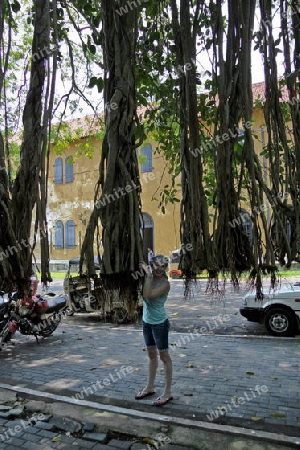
<box><xmin>264</xmin><ymin>307</ymin><xmax>297</xmax><ymax>337</ymax></box>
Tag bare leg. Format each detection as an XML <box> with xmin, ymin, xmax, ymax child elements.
<box><xmin>144</xmin><ymin>347</ymin><xmax>158</xmax><ymax>392</ymax></box>
<box><xmin>159</xmin><ymin>351</ymin><xmax>172</xmax><ymax>398</ymax></box>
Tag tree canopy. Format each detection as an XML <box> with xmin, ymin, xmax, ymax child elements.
<box><xmin>0</xmin><ymin>0</ymin><xmax>299</xmax><ymax>300</ymax></box>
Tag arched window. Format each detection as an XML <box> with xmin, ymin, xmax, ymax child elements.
<box><xmin>65</xmin><ymin>156</ymin><xmax>74</xmax><ymax>183</ymax></box>
<box><xmin>54</xmin><ymin>158</ymin><xmax>63</xmax><ymax>184</ymax></box>
<box><xmin>240</xmin><ymin>209</ymin><xmax>253</xmax><ymax>245</ymax></box>
<box><xmin>66</xmin><ymin>220</ymin><xmax>76</xmax><ymax>249</ymax></box>
<box><xmin>140</xmin><ymin>144</ymin><xmax>152</xmax><ymax>173</ymax></box>
<box><xmin>55</xmin><ymin>221</ymin><xmax>64</xmax><ymax>249</ymax></box>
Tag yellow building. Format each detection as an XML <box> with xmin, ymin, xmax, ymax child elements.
<box><xmin>35</xmin><ymin>82</ymin><xmax>292</xmax><ymax>269</ymax></box>
<box><xmin>42</xmin><ymin>117</ymin><xmax>181</xmax><ymax>269</ymax></box>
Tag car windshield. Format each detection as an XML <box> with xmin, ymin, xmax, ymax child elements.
<box><xmin>68</xmin><ymin>257</ymin><xmax>101</xmax><ymax>275</ymax></box>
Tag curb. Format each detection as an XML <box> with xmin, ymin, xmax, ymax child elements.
<box><xmin>1</xmin><ymin>383</ymin><xmax>300</xmax><ymax>449</ymax></box>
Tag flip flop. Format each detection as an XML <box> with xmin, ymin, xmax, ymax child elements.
<box><xmin>152</xmin><ymin>396</ymin><xmax>173</xmax><ymax>406</ymax></box>
<box><xmin>135</xmin><ymin>390</ymin><xmax>156</xmax><ymax>400</ymax></box>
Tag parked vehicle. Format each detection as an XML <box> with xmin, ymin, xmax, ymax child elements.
<box><xmin>30</xmin><ymin>270</ymin><xmax>39</xmax><ymax>296</ymax></box>
<box><xmin>63</xmin><ymin>257</ymin><xmax>143</xmax><ymax>322</ymax></box>
<box><xmin>63</xmin><ymin>256</ymin><xmax>101</xmax><ymax>314</ymax></box>
<box><xmin>240</xmin><ymin>282</ymin><xmax>300</xmax><ymax>337</ymax></box>
<box><xmin>169</xmin><ymin>250</ymin><xmax>183</xmax><ymax>279</ymax></box>
<box><xmin>0</xmin><ymin>290</ymin><xmax>68</xmax><ymax>348</ymax></box>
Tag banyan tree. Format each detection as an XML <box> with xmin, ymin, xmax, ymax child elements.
<box><xmin>0</xmin><ymin>0</ymin><xmax>53</xmax><ymax>293</ymax></box>
<box><xmin>0</xmin><ymin>0</ymin><xmax>299</xmax><ymax>304</ymax></box>
<box><xmin>79</xmin><ymin>0</ymin><xmax>144</xmax><ymax>314</ymax></box>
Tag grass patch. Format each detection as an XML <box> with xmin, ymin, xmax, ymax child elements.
<box><xmin>49</xmin><ymin>272</ymin><xmax>68</xmax><ymax>279</ymax></box>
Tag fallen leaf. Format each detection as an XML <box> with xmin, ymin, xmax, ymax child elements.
<box><xmin>89</xmin><ymin>368</ymin><xmax>97</xmax><ymax>371</ymax></box>
<box><xmin>246</xmin><ymin>371</ymin><xmax>255</xmax><ymax>375</ymax></box>
<box><xmin>217</xmin><ymin>406</ymin><xmax>226</xmax><ymax>411</ymax></box>
<box><xmin>271</xmin><ymin>376</ymin><xmax>278</xmax><ymax>380</ymax></box>
<box><xmin>186</xmin><ymin>364</ymin><xmax>194</xmax><ymax>368</ymax></box>
<box><xmin>208</xmin><ymin>331</ymin><xmax>214</xmax><ymax>334</ymax></box>
<box><xmin>143</xmin><ymin>437</ymin><xmax>158</xmax><ymax>448</ymax></box>
<box><xmin>77</xmin><ymin>338</ymin><xmax>82</xmax><ymax>340</ymax></box>
<box><xmin>134</xmin><ymin>368</ymin><xmax>141</xmax><ymax>371</ymax></box>
<box><xmin>52</xmin><ymin>435</ymin><xmax>61</xmax><ymax>442</ymax></box>
<box><xmin>251</xmin><ymin>416</ymin><xmax>262</xmax><ymax>422</ymax></box>
<box><xmin>223</xmin><ymin>377</ymin><xmax>228</xmax><ymax>381</ymax></box>
<box><xmin>157</xmin><ymin>368</ymin><xmax>164</xmax><ymax>372</ymax></box>
<box><xmin>271</xmin><ymin>412</ymin><xmax>286</xmax><ymax>418</ymax></box>
<box><xmin>171</xmin><ymin>312</ymin><xmax>179</xmax><ymax>316</ymax></box>
<box><xmin>183</xmin><ymin>392</ymin><xmax>193</xmax><ymax>396</ymax></box>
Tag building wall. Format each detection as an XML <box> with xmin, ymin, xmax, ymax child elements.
<box><xmin>35</xmin><ymin>92</ymin><xmax>291</xmax><ymax>267</ymax></box>
<box><xmin>42</xmin><ymin>136</ymin><xmax>181</xmax><ymax>265</ymax></box>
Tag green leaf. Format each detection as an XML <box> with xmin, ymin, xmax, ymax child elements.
<box><xmin>52</xmin><ymin>435</ymin><xmax>61</xmax><ymax>442</ymax></box>
<box><xmin>88</xmin><ymin>76</ymin><xmax>104</xmax><ymax>93</ymax></box>
<box><xmin>12</xmin><ymin>1</ymin><xmax>21</xmax><ymax>12</ymax></box>
<box><xmin>270</xmin><ymin>412</ymin><xmax>286</xmax><ymax>418</ymax></box>
<box><xmin>89</xmin><ymin>44</ymin><xmax>96</xmax><ymax>55</ymax></box>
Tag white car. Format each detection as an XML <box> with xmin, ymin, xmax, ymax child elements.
<box><xmin>240</xmin><ymin>283</ymin><xmax>300</xmax><ymax>337</ymax></box>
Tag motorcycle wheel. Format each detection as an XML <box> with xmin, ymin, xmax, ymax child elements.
<box><xmin>38</xmin><ymin>318</ymin><xmax>61</xmax><ymax>337</ymax></box>
<box><xmin>0</xmin><ymin>322</ymin><xmax>13</xmax><ymax>347</ymax></box>
<box><xmin>112</xmin><ymin>307</ymin><xmax>128</xmax><ymax>324</ymax></box>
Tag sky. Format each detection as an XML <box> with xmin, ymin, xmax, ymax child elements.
<box><xmin>42</xmin><ymin>4</ymin><xmax>288</xmax><ymax>120</ymax></box>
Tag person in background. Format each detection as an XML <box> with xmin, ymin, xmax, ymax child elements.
<box><xmin>147</xmin><ymin>247</ymin><xmax>154</xmax><ymax>265</ymax></box>
<box><xmin>135</xmin><ymin>255</ymin><xmax>173</xmax><ymax>406</ymax></box>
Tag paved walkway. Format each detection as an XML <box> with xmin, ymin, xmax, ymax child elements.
<box><xmin>1</xmin><ymin>279</ymin><xmax>300</xmax><ymax>449</ymax></box>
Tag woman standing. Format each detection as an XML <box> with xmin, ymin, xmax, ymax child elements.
<box><xmin>135</xmin><ymin>255</ymin><xmax>173</xmax><ymax>406</ymax></box>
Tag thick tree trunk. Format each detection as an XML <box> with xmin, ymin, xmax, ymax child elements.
<box><xmin>81</xmin><ymin>0</ymin><xmax>143</xmax><ymax>309</ymax></box>
<box><xmin>170</xmin><ymin>0</ymin><xmax>213</xmax><ymax>282</ymax></box>
<box><xmin>0</xmin><ymin>0</ymin><xmax>51</xmax><ymax>292</ymax></box>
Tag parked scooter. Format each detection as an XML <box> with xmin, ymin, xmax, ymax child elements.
<box><xmin>63</xmin><ymin>257</ymin><xmax>143</xmax><ymax>323</ymax></box>
<box><xmin>63</xmin><ymin>256</ymin><xmax>101</xmax><ymax>314</ymax></box>
<box><xmin>0</xmin><ymin>290</ymin><xmax>68</xmax><ymax>348</ymax></box>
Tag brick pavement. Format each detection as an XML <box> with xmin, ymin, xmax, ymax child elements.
<box><xmin>1</xmin><ymin>320</ymin><xmax>300</xmax><ymax>432</ymax></box>
<box><xmin>1</xmin><ymin>278</ymin><xmax>300</xmax><ymax>449</ymax></box>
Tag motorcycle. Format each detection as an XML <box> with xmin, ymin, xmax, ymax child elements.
<box><xmin>63</xmin><ymin>257</ymin><xmax>143</xmax><ymax>323</ymax></box>
<box><xmin>63</xmin><ymin>256</ymin><xmax>101</xmax><ymax>314</ymax></box>
<box><xmin>0</xmin><ymin>290</ymin><xmax>68</xmax><ymax>348</ymax></box>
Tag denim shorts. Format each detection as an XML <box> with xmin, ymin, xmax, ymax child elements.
<box><xmin>142</xmin><ymin>319</ymin><xmax>170</xmax><ymax>352</ymax></box>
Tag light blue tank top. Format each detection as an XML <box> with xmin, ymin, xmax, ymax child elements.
<box><xmin>143</xmin><ymin>284</ymin><xmax>168</xmax><ymax>325</ymax></box>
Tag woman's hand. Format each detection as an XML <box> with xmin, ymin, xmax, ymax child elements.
<box><xmin>139</xmin><ymin>261</ymin><xmax>152</xmax><ymax>277</ymax></box>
